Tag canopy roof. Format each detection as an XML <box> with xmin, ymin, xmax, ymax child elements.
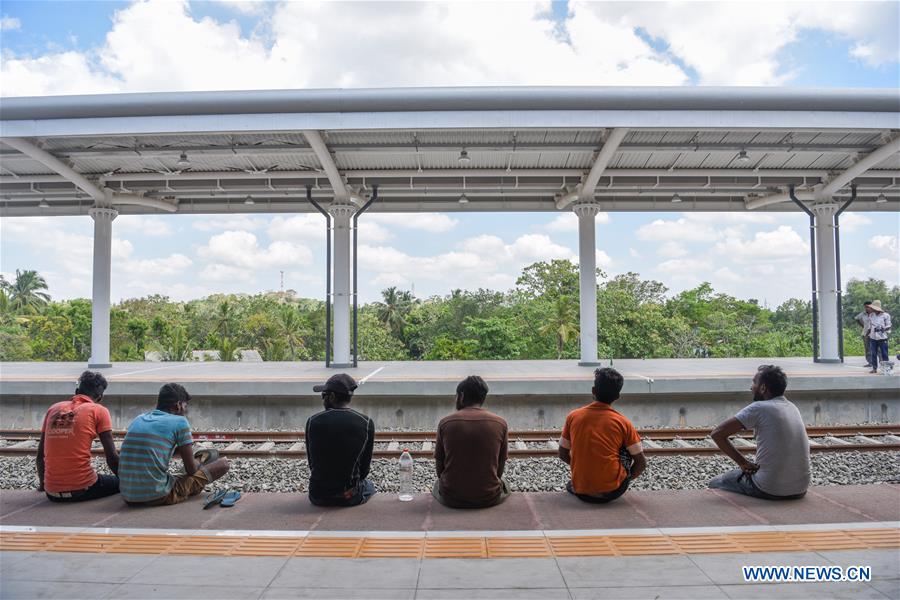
<box><xmin>1</xmin><ymin>87</ymin><xmax>897</xmax><ymax>216</ymax></box>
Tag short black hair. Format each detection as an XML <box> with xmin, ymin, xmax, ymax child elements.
<box><xmin>157</xmin><ymin>383</ymin><xmax>191</xmax><ymax>411</ymax></box>
<box><xmin>75</xmin><ymin>371</ymin><xmax>108</xmax><ymax>400</ymax></box>
<box><xmin>593</xmin><ymin>368</ymin><xmax>624</xmax><ymax>404</ymax></box>
<box><xmin>457</xmin><ymin>375</ymin><xmax>489</xmax><ymax>407</ymax></box>
<box><xmin>864</xmin><ymin>301</ymin><xmax>872</xmax><ymax>306</ymax></box>
<box><xmin>756</xmin><ymin>365</ymin><xmax>788</xmax><ymax>397</ymax></box>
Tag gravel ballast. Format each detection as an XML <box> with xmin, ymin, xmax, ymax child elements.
<box><xmin>2</xmin><ymin>451</ymin><xmax>898</xmax><ymax>494</ymax></box>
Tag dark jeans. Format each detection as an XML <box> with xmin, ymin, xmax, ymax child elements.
<box><xmin>432</xmin><ymin>480</ymin><xmax>510</xmax><ymax>509</ymax></box>
<box><xmin>566</xmin><ymin>477</ymin><xmax>630</xmax><ymax>504</ymax></box>
<box><xmin>708</xmin><ymin>469</ymin><xmax>805</xmax><ymax>500</ymax></box>
<box><xmin>864</xmin><ymin>336</ymin><xmax>874</xmax><ymax>366</ymax></box>
<box><xmin>46</xmin><ymin>474</ymin><xmax>119</xmax><ymax>503</ymax></box>
<box><xmin>871</xmin><ymin>339</ymin><xmax>889</xmax><ymax>370</ymax></box>
<box><xmin>309</xmin><ymin>479</ymin><xmax>375</xmax><ymax>507</ymax></box>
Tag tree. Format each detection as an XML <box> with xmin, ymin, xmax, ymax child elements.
<box><xmin>375</xmin><ymin>287</ymin><xmax>414</xmax><ymax>339</ymax></box>
<box><xmin>7</xmin><ymin>269</ymin><xmax>51</xmax><ymax>313</ymax></box>
<box><xmin>161</xmin><ymin>326</ymin><xmax>192</xmax><ymax>361</ymax></box>
<box><xmin>516</xmin><ymin>259</ymin><xmax>582</xmax><ymax>300</ymax></box>
<box><xmin>538</xmin><ymin>295</ymin><xmax>580</xmax><ymax>359</ymax></box>
<box><xmin>126</xmin><ymin>318</ymin><xmax>150</xmax><ymax>355</ymax></box>
<box><xmin>277</xmin><ymin>305</ymin><xmax>308</xmax><ymax>360</ymax></box>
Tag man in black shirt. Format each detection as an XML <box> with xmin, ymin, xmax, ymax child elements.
<box><xmin>306</xmin><ymin>374</ymin><xmax>376</xmax><ymax>506</ymax></box>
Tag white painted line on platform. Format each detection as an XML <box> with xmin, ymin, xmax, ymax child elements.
<box><xmin>112</xmin><ymin>364</ymin><xmax>184</xmax><ymax>378</ymax></box>
<box><xmin>359</xmin><ymin>366</ymin><xmax>386</xmax><ymax>385</ymax></box>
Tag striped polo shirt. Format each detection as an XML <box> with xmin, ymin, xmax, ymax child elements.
<box><xmin>118</xmin><ymin>409</ymin><xmax>193</xmax><ymax>502</ymax></box>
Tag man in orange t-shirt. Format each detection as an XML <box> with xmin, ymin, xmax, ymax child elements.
<box><xmin>37</xmin><ymin>371</ymin><xmax>120</xmax><ymax>502</ymax></box>
<box><xmin>559</xmin><ymin>368</ymin><xmax>646</xmax><ymax>503</ymax></box>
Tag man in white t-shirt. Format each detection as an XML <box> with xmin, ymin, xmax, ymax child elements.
<box><xmin>709</xmin><ymin>365</ymin><xmax>810</xmax><ymax>500</ymax></box>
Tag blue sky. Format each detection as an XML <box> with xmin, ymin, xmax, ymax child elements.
<box><xmin>1</xmin><ymin>1</ymin><xmax>898</xmax><ymax>305</ymax></box>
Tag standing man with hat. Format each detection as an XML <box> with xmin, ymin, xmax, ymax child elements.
<box><xmin>306</xmin><ymin>374</ymin><xmax>376</xmax><ymax>506</ymax></box>
<box><xmin>854</xmin><ymin>301</ymin><xmax>874</xmax><ymax>368</ymax></box>
<box><xmin>867</xmin><ymin>300</ymin><xmax>892</xmax><ymax>374</ymax></box>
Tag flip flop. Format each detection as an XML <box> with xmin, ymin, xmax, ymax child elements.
<box><xmin>203</xmin><ymin>489</ymin><xmax>228</xmax><ymax>509</ymax></box>
<box><xmin>194</xmin><ymin>448</ymin><xmax>220</xmax><ymax>465</ymax></box>
<box><xmin>220</xmin><ymin>491</ymin><xmax>241</xmax><ymax>508</ymax></box>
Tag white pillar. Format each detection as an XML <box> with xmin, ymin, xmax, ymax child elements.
<box><xmin>329</xmin><ymin>203</ymin><xmax>355</xmax><ymax>367</ymax></box>
<box><xmin>812</xmin><ymin>202</ymin><xmax>840</xmax><ymax>362</ymax></box>
<box><xmin>88</xmin><ymin>207</ymin><xmax>117</xmax><ymax>368</ymax></box>
<box><xmin>573</xmin><ymin>203</ymin><xmax>600</xmax><ymax>365</ymax></box>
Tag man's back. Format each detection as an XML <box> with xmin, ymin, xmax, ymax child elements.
<box><xmin>119</xmin><ymin>410</ymin><xmax>192</xmax><ymax>503</ymax></box>
<box><xmin>735</xmin><ymin>396</ymin><xmax>810</xmax><ymax>496</ymax></box>
<box><xmin>41</xmin><ymin>395</ymin><xmax>111</xmax><ymax>493</ymax></box>
<box><xmin>435</xmin><ymin>407</ymin><xmax>508</xmax><ymax>505</ymax></box>
<box><xmin>305</xmin><ymin>408</ymin><xmax>374</xmax><ymax>499</ymax></box>
<box><xmin>562</xmin><ymin>403</ymin><xmax>640</xmax><ymax>495</ymax></box>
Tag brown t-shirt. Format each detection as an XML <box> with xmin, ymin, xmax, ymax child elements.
<box><xmin>434</xmin><ymin>407</ymin><xmax>508</xmax><ymax>505</ymax></box>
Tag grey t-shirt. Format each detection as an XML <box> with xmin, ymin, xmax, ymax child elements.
<box><xmin>735</xmin><ymin>396</ymin><xmax>810</xmax><ymax>496</ymax></box>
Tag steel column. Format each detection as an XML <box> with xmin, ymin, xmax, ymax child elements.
<box><xmin>88</xmin><ymin>207</ymin><xmax>117</xmax><ymax>368</ymax></box>
<box><xmin>573</xmin><ymin>203</ymin><xmax>600</xmax><ymax>365</ymax></box>
<box><xmin>329</xmin><ymin>203</ymin><xmax>355</xmax><ymax>367</ymax></box>
<box><xmin>812</xmin><ymin>202</ymin><xmax>841</xmax><ymax>362</ymax></box>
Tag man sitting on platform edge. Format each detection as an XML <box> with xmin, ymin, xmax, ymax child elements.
<box><xmin>306</xmin><ymin>374</ymin><xmax>376</xmax><ymax>507</ymax></box>
<box><xmin>559</xmin><ymin>368</ymin><xmax>646</xmax><ymax>503</ymax></box>
<box><xmin>119</xmin><ymin>383</ymin><xmax>230</xmax><ymax>506</ymax></box>
<box><xmin>433</xmin><ymin>375</ymin><xmax>510</xmax><ymax>508</ymax></box>
<box><xmin>709</xmin><ymin>365</ymin><xmax>810</xmax><ymax>500</ymax></box>
<box><xmin>37</xmin><ymin>370</ymin><xmax>120</xmax><ymax>502</ymax></box>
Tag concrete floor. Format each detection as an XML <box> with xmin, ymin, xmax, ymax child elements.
<box><xmin>2</xmin><ymin>547</ymin><xmax>897</xmax><ymax>599</ymax></box>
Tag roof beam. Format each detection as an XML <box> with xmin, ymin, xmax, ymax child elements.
<box><xmin>557</xmin><ymin>128</ymin><xmax>627</xmax><ymax>209</ymax></box>
<box><xmin>301</xmin><ymin>130</ymin><xmax>361</xmax><ymax>204</ymax></box>
<box><xmin>1</xmin><ymin>137</ymin><xmax>176</xmax><ymax>212</ymax></box>
<box><xmin>746</xmin><ymin>136</ymin><xmax>900</xmax><ymax>209</ymax></box>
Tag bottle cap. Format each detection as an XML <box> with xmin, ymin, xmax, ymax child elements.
<box><xmin>403</xmin><ymin>448</ymin><xmax>409</xmax><ymax>453</ymax></box>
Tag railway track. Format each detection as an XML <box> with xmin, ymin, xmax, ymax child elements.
<box><xmin>1</xmin><ymin>425</ymin><xmax>898</xmax><ymax>458</ymax></box>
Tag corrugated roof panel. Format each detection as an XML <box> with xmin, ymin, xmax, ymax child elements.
<box><xmin>839</xmin><ymin>132</ymin><xmax>882</xmax><ymax>146</ymax></box>
<box><xmin>0</xmin><ymin>156</ymin><xmax>57</xmax><ymax>175</ymax></box>
<box><xmin>669</xmin><ymin>152</ymin><xmax>713</xmax><ymax>168</ymax></box>
<box><xmin>612</xmin><ymin>152</ymin><xmax>653</xmax><ymax>168</ymax></box>
<box><xmin>873</xmin><ymin>155</ymin><xmax>900</xmax><ymax>170</ymax></box>
<box><xmin>640</xmin><ymin>151</ymin><xmax>681</xmax><ymax>169</ymax></box>
<box><xmin>719</xmin><ymin>131</ymin><xmax>763</xmax><ymax>144</ymax></box>
<box><xmin>747</xmin><ymin>132</ymin><xmax>789</xmax><ymax>144</ymax></box>
<box><xmin>335</xmin><ymin>153</ymin><xmax>417</xmax><ymax>170</ymax></box>
<box><xmin>658</xmin><ymin>130</ymin><xmax>699</xmax><ymax>143</ymax></box>
<box><xmin>807</xmin><ymin>154</ymin><xmax>853</xmax><ymax>170</ymax></box>
<box><xmin>416</xmin><ymin>129</ymin><xmax>514</xmax><ymax>145</ymax></box>
<box><xmin>325</xmin><ymin>130</ymin><xmax>415</xmax><ymax>146</ymax></box>
<box><xmin>696</xmin><ymin>132</ymin><xmax>731</xmax><ymax>144</ymax></box>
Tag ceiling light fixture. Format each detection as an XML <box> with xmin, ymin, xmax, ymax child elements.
<box><xmin>38</xmin><ymin>198</ymin><xmax>49</xmax><ymax>209</ymax></box>
<box><xmin>736</xmin><ymin>149</ymin><xmax>751</xmax><ymax>164</ymax></box>
<box><xmin>458</xmin><ymin>149</ymin><xmax>470</xmax><ymax>165</ymax></box>
<box><xmin>671</xmin><ymin>193</ymin><xmax>682</xmax><ymax>203</ymax></box>
<box><xmin>876</xmin><ymin>193</ymin><xmax>888</xmax><ymax>203</ymax></box>
<box><xmin>176</xmin><ymin>152</ymin><xmax>191</xmax><ymax>168</ymax></box>
<box><xmin>458</xmin><ymin>193</ymin><xmax>469</xmax><ymax>204</ymax></box>
<box><xmin>244</xmin><ymin>195</ymin><xmax>255</xmax><ymax>205</ymax></box>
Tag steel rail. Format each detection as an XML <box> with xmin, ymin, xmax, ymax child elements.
<box><xmin>1</xmin><ymin>424</ymin><xmax>897</xmax><ymax>443</ymax></box>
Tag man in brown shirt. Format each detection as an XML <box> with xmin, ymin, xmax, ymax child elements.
<box><xmin>432</xmin><ymin>375</ymin><xmax>510</xmax><ymax>508</ymax></box>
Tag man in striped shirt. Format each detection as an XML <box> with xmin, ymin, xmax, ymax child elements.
<box><xmin>119</xmin><ymin>383</ymin><xmax>230</xmax><ymax>506</ymax></box>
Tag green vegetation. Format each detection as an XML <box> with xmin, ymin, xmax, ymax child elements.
<box><xmin>0</xmin><ymin>262</ymin><xmax>895</xmax><ymax>362</ymax></box>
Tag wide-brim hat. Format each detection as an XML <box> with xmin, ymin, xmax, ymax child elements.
<box><xmin>870</xmin><ymin>300</ymin><xmax>884</xmax><ymax>312</ymax></box>
<box><xmin>313</xmin><ymin>373</ymin><xmax>358</xmax><ymax>394</ymax></box>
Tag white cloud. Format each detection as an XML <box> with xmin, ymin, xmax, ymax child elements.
<box><xmin>192</xmin><ymin>216</ymin><xmax>268</xmax><ymax>232</ymax></box>
<box><xmin>869</xmin><ymin>235</ymin><xmax>898</xmax><ymax>255</ymax></box>
<box><xmin>267</xmin><ymin>214</ymin><xmax>324</xmax><ymax>242</ymax></box>
<box><xmin>544</xmin><ymin>212</ymin><xmax>611</xmax><ymax>233</ymax></box>
<box><xmin>840</xmin><ymin>213</ymin><xmax>872</xmax><ymax>233</ymax></box>
<box><xmin>595</xmin><ymin>249</ymin><xmax>612</xmax><ymax>269</ymax></box>
<box><xmin>197</xmin><ymin>230</ymin><xmax>313</xmax><ymax>271</ymax></box>
<box><xmin>714</xmin><ymin>226</ymin><xmax>808</xmax><ymax>264</ymax></box>
<box><xmin>116</xmin><ymin>215</ymin><xmax>173</xmax><ymax>237</ymax></box>
<box><xmin>1</xmin><ymin>16</ymin><xmax>21</xmax><ymax>31</ymax></box>
<box><xmin>585</xmin><ymin>1</ymin><xmax>899</xmax><ymax>84</ymax></box>
<box><xmin>636</xmin><ymin>218</ymin><xmax>721</xmax><ymax>243</ymax></box>
<box><xmin>657</xmin><ymin>241</ymin><xmax>689</xmax><ymax>258</ymax></box>
<box><xmin>367</xmin><ymin>213</ymin><xmax>459</xmax><ymax>233</ymax></box>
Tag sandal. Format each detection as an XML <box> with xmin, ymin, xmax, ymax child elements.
<box><xmin>220</xmin><ymin>490</ymin><xmax>242</xmax><ymax>508</ymax></box>
<box><xmin>203</xmin><ymin>489</ymin><xmax>228</xmax><ymax>509</ymax></box>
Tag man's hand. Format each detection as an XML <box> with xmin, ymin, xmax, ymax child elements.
<box><xmin>739</xmin><ymin>460</ymin><xmax>760</xmax><ymax>474</ymax></box>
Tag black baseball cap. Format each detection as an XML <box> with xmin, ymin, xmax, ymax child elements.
<box><xmin>313</xmin><ymin>373</ymin><xmax>358</xmax><ymax>395</ymax></box>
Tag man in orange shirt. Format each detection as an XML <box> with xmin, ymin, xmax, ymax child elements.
<box><xmin>37</xmin><ymin>371</ymin><xmax>120</xmax><ymax>502</ymax></box>
<box><xmin>558</xmin><ymin>368</ymin><xmax>646</xmax><ymax>503</ymax></box>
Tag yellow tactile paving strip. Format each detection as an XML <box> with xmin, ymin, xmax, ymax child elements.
<box><xmin>1</xmin><ymin>528</ymin><xmax>897</xmax><ymax>558</ymax></box>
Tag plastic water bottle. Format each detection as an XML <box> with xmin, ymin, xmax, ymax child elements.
<box><xmin>398</xmin><ymin>449</ymin><xmax>414</xmax><ymax>501</ymax></box>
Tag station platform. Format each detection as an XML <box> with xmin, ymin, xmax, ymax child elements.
<box><xmin>1</xmin><ymin>357</ymin><xmax>897</xmax><ymax>429</ymax></box>
<box><xmin>1</xmin><ymin>485</ymin><xmax>898</xmax><ymax>599</ymax></box>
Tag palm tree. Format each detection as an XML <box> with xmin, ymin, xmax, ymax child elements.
<box><xmin>214</xmin><ymin>299</ymin><xmax>236</xmax><ymax>338</ymax></box>
<box><xmin>161</xmin><ymin>326</ymin><xmax>192</xmax><ymax>362</ymax></box>
<box><xmin>539</xmin><ymin>295</ymin><xmax>580</xmax><ymax>359</ymax></box>
<box><xmin>7</xmin><ymin>269</ymin><xmax>51</xmax><ymax>313</ymax></box>
<box><xmin>278</xmin><ymin>305</ymin><xmax>306</xmax><ymax>360</ymax></box>
<box><xmin>376</xmin><ymin>287</ymin><xmax>413</xmax><ymax>338</ymax></box>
